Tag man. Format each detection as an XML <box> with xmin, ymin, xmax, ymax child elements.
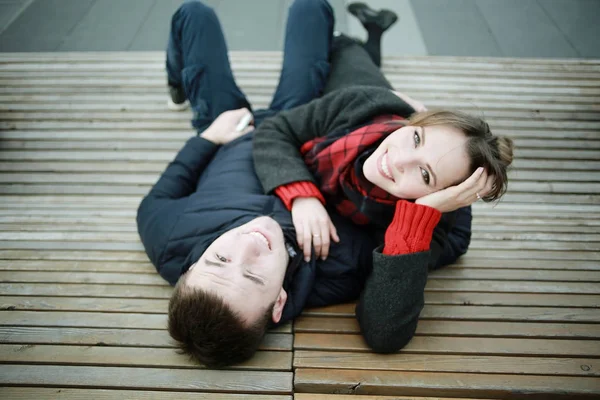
<box><xmin>137</xmin><ymin>0</ymin><xmax>471</xmax><ymax>368</ymax></box>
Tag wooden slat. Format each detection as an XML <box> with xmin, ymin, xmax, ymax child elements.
<box><xmin>293</xmin><ymin>351</ymin><xmax>598</xmax><ymax>376</ymax></box>
<box><xmin>0</xmin><ymin>326</ymin><xmax>292</xmax><ymax>350</ymax></box>
<box><xmin>294</xmin><ymin>368</ymin><xmax>599</xmax><ymax>399</ymax></box>
<box><xmin>295</xmin><ymin>396</ymin><xmax>489</xmax><ymax>400</ymax></box>
<box><xmin>2</xmin><ymin>268</ymin><xmax>598</xmax><ymax>285</ymax></box>
<box><xmin>0</xmin><ymin>364</ymin><xmax>292</xmax><ymax>393</ymax></box>
<box><xmin>0</xmin><ymin>388</ymin><xmax>291</xmax><ymax>400</ymax></box>
<box><xmin>294</xmin><ymin>334</ymin><xmax>600</xmax><ymax>357</ymax></box>
<box><xmin>299</xmin><ymin>304</ymin><xmax>600</xmax><ymax>322</ymax></box>
<box><xmin>0</xmin><ymin>260</ymin><xmax>153</xmax><ymax>273</ymax></box>
<box><xmin>294</xmin><ymin>317</ymin><xmax>600</xmax><ymax>339</ymax></box>
<box><xmin>0</xmin><ymin>344</ymin><xmax>291</xmax><ymax>371</ymax></box>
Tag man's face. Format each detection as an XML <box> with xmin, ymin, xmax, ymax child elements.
<box><xmin>185</xmin><ymin>216</ymin><xmax>289</xmax><ymax>324</ymax></box>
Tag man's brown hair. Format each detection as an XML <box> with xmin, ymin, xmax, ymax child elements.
<box><xmin>168</xmin><ymin>276</ymin><xmax>274</xmax><ymax>368</ymax></box>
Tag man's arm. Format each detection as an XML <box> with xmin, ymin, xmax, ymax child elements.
<box><xmin>137</xmin><ymin>108</ymin><xmax>253</xmax><ymax>271</ymax></box>
<box><xmin>137</xmin><ymin>136</ymin><xmax>219</xmax><ymax>269</ymax></box>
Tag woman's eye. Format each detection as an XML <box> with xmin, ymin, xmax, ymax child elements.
<box><xmin>413</xmin><ymin>131</ymin><xmax>421</xmax><ymax>148</ymax></box>
<box><xmin>215</xmin><ymin>253</ymin><xmax>227</xmax><ymax>262</ymax></box>
<box><xmin>420</xmin><ymin>168</ymin><xmax>430</xmax><ymax>185</ymax></box>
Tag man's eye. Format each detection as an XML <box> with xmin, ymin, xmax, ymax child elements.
<box><xmin>413</xmin><ymin>131</ymin><xmax>421</xmax><ymax>148</ymax></box>
<box><xmin>421</xmin><ymin>168</ymin><xmax>430</xmax><ymax>185</ymax></box>
<box><xmin>215</xmin><ymin>253</ymin><xmax>227</xmax><ymax>262</ymax></box>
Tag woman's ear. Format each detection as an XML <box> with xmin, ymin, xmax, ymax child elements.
<box><xmin>271</xmin><ymin>288</ymin><xmax>288</xmax><ymax>323</ymax></box>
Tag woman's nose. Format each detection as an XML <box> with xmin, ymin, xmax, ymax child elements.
<box><xmin>390</xmin><ymin>151</ymin><xmax>416</xmax><ymax>172</ymax></box>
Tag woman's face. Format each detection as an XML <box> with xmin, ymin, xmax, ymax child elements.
<box><xmin>363</xmin><ymin>124</ymin><xmax>471</xmax><ymax>200</ymax></box>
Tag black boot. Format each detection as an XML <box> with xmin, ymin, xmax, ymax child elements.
<box><xmin>347</xmin><ymin>2</ymin><xmax>398</xmax><ymax>67</ymax></box>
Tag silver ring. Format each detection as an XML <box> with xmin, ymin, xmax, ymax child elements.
<box><xmin>476</xmin><ymin>192</ymin><xmax>482</xmax><ymax>200</ymax></box>
<box><xmin>313</xmin><ymin>234</ymin><xmax>320</xmax><ymax>237</ymax></box>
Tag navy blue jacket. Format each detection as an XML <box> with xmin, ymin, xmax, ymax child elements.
<box><xmin>137</xmin><ymin>133</ymin><xmax>377</xmax><ymax>323</ymax></box>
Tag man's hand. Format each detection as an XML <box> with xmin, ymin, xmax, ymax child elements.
<box><xmin>201</xmin><ymin>108</ymin><xmax>254</xmax><ymax>145</ymax></box>
<box><xmin>291</xmin><ymin>197</ymin><xmax>340</xmax><ymax>262</ymax></box>
<box><xmin>415</xmin><ymin>167</ymin><xmax>494</xmax><ymax>213</ymax></box>
<box><xmin>391</xmin><ymin>90</ymin><xmax>427</xmax><ymax>112</ymax></box>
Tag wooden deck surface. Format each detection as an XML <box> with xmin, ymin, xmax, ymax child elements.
<box><xmin>0</xmin><ymin>51</ymin><xmax>599</xmax><ymax>399</ymax></box>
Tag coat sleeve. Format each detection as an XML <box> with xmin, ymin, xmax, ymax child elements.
<box><xmin>433</xmin><ymin>205</ymin><xmax>472</xmax><ymax>269</ymax></box>
<box><xmin>354</xmin><ymin>215</ymin><xmax>453</xmax><ymax>353</ymax></box>
<box><xmin>253</xmin><ymin>86</ymin><xmax>414</xmax><ymax>194</ymax></box>
<box><xmin>136</xmin><ymin>136</ymin><xmax>219</xmax><ymax>270</ymax></box>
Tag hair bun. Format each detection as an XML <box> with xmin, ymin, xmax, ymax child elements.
<box><xmin>496</xmin><ymin>136</ymin><xmax>514</xmax><ymax>166</ymax></box>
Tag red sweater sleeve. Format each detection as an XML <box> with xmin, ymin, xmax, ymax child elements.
<box><xmin>383</xmin><ymin>200</ymin><xmax>442</xmax><ymax>255</ymax></box>
<box><xmin>274</xmin><ymin>181</ymin><xmax>326</xmax><ymax>210</ymax></box>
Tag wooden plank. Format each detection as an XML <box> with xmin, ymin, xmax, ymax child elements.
<box><xmin>0</xmin><ymin>271</ymin><xmax>164</xmax><ymax>284</ymax></box>
<box><xmin>0</xmin><ymin>282</ymin><xmax>172</xmax><ymax>298</ymax></box>
<box><xmin>0</xmin><ymin>224</ymin><xmax>137</xmax><ymax>233</ymax></box>
<box><xmin>3</xmin><ymin>298</ymin><xmax>597</xmax><ymax>325</ymax></box>
<box><xmin>2</xmin><ymin>63</ymin><xmax>599</xmax><ymax>78</ymax></box>
<box><xmin>1</xmin><ymin>296</ymin><xmax>168</xmax><ymax>313</ymax></box>
<box><xmin>429</xmin><ymin>269</ymin><xmax>600</xmax><ymax>282</ymax></box>
<box><xmin>0</xmin><ymin>365</ymin><xmax>292</xmax><ymax>393</ymax></box>
<box><xmin>1</xmin><ymin>73</ymin><xmax>597</xmax><ymax>89</ymax></box>
<box><xmin>295</xmin><ymin>395</ymin><xmax>488</xmax><ymax>400</ymax></box>
<box><xmin>294</xmin><ymin>316</ymin><xmax>600</xmax><ymax>339</ymax></box>
<box><xmin>1</xmin><ymin>310</ymin><xmax>167</xmax><ymax>329</ymax></box>
<box><xmin>4</xmin><ymin>292</ymin><xmax>598</xmax><ymax>315</ymax></box>
<box><xmin>5</xmin><ymin>269</ymin><xmax>597</xmax><ymax>285</ymax></box>
<box><xmin>307</xmin><ymin>300</ymin><xmax>600</xmax><ymax>321</ymax></box>
<box><xmin>300</xmin><ymin>304</ymin><xmax>600</xmax><ymax>322</ymax></box>
<box><xmin>0</xmin><ymin>240</ymin><xmax>145</xmax><ymax>251</ymax></box>
<box><xmin>0</xmin><ymin>250</ymin><xmax>148</xmax><ymax>262</ymax></box>
<box><xmin>293</xmin><ymin>351</ymin><xmax>598</xmax><ymax>376</ymax></box>
<box><xmin>3</xmin><ymin>279</ymin><xmax>598</xmax><ymax>299</ymax></box>
<box><xmin>294</xmin><ymin>368</ymin><xmax>600</xmax><ymax>399</ymax></box>
<box><xmin>463</xmin><ymin>249</ymin><xmax>600</xmax><ymax>261</ymax></box>
<box><xmin>422</xmin><ymin>292</ymin><xmax>600</xmax><ymax>307</ymax></box>
<box><xmin>0</xmin><ymin>344</ymin><xmax>291</xmax><ymax>371</ymax></box>
<box><xmin>0</xmin><ymin>311</ymin><xmax>289</xmax><ymax>335</ymax></box>
<box><xmin>0</xmin><ymin>326</ymin><xmax>293</xmax><ymax>350</ymax></box>
<box><xmin>294</xmin><ymin>334</ymin><xmax>600</xmax><ymax>357</ymax></box>
<box><xmin>0</xmin><ymin>388</ymin><xmax>292</xmax><ymax>400</ymax></box>
<box><xmin>425</xmin><ymin>279</ymin><xmax>600</xmax><ymax>293</ymax></box>
<box><xmin>0</xmin><ymin>260</ymin><xmax>152</xmax><ymax>273</ymax></box>
<box><xmin>453</xmin><ymin>258</ymin><xmax>600</xmax><ymax>270</ymax></box>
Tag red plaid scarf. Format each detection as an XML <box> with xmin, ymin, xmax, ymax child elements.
<box><xmin>300</xmin><ymin>115</ymin><xmax>407</xmax><ymax>226</ymax></box>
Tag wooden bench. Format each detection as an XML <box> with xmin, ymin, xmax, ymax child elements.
<box><xmin>0</xmin><ymin>51</ymin><xmax>599</xmax><ymax>399</ymax></box>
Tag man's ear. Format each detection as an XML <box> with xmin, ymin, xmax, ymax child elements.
<box><xmin>271</xmin><ymin>288</ymin><xmax>288</xmax><ymax>324</ymax></box>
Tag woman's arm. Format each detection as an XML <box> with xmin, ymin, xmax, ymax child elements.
<box><xmin>253</xmin><ymin>86</ymin><xmax>412</xmax><ymax>194</ymax></box>
<box><xmin>354</xmin><ymin>200</ymin><xmax>451</xmax><ymax>353</ymax></box>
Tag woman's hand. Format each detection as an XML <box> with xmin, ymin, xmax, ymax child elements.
<box><xmin>291</xmin><ymin>197</ymin><xmax>340</xmax><ymax>262</ymax></box>
<box><xmin>415</xmin><ymin>167</ymin><xmax>494</xmax><ymax>213</ymax></box>
<box><xmin>201</xmin><ymin>108</ymin><xmax>254</xmax><ymax>145</ymax></box>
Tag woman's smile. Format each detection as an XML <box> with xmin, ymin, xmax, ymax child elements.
<box><xmin>377</xmin><ymin>151</ymin><xmax>394</xmax><ymax>181</ymax></box>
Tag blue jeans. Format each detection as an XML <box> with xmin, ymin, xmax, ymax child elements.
<box><xmin>166</xmin><ymin>0</ymin><xmax>334</xmax><ymax>131</ymax></box>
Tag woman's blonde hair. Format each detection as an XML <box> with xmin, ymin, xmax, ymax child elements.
<box><xmin>409</xmin><ymin>110</ymin><xmax>514</xmax><ymax>202</ymax></box>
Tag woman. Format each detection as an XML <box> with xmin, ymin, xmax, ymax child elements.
<box><xmin>253</xmin><ymin>36</ymin><xmax>514</xmax><ymax>271</ymax></box>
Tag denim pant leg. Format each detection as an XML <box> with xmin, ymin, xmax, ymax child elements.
<box><xmin>268</xmin><ymin>0</ymin><xmax>334</xmax><ymax>113</ymax></box>
<box><xmin>323</xmin><ymin>37</ymin><xmax>393</xmax><ymax>95</ymax></box>
<box><xmin>166</xmin><ymin>1</ymin><xmax>250</xmax><ymax>131</ymax></box>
